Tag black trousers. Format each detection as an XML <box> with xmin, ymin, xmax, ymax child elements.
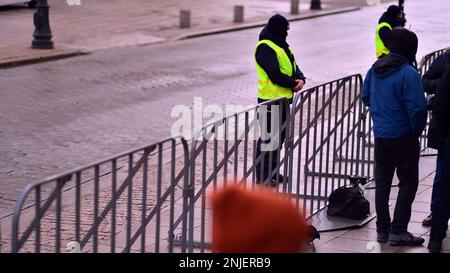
<box><xmin>255</xmin><ymin>98</ymin><xmax>289</xmax><ymax>184</ymax></box>
<box><xmin>430</xmin><ymin>138</ymin><xmax>450</xmax><ymax>241</ymax></box>
<box><xmin>374</xmin><ymin>134</ymin><xmax>420</xmax><ymax>234</ymax></box>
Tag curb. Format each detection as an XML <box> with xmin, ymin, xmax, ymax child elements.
<box><xmin>0</xmin><ymin>6</ymin><xmax>360</xmax><ymax>69</ymax></box>
<box><xmin>0</xmin><ymin>50</ymin><xmax>88</xmax><ymax>70</ymax></box>
<box><xmin>174</xmin><ymin>6</ymin><xmax>361</xmax><ymax>40</ymax></box>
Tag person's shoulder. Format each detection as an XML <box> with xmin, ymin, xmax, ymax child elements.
<box><xmin>256</xmin><ymin>43</ymin><xmax>271</xmax><ymax>52</ymax></box>
<box><xmin>401</xmin><ymin>64</ymin><xmax>420</xmax><ymax>77</ymax></box>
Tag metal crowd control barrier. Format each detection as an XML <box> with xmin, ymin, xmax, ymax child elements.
<box><xmin>10</xmin><ymin>138</ymin><xmax>189</xmax><ymax>253</ymax></box>
<box><xmin>288</xmin><ymin>74</ymin><xmax>372</xmax><ymax>217</ymax></box>
<box><xmin>418</xmin><ymin>48</ymin><xmax>447</xmax><ymax>76</ymax></box>
<box><xmin>177</xmin><ymin>98</ymin><xmax>291</xmax><ymax>253</ymax></box>
<box><xmin>418</xmin><ymin>47</ymin><xmax>448</xmax><ymax>156</ymax></box>
<box><xmin>8</xmin><ymin>75</ymin><xmax>372</xmax><ymax>253</ymax></box>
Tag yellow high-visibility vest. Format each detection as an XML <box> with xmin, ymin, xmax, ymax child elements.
<box><xmin>375</xmin><ymin>22</ymin><xmax>392</xmax><ymax>58</ymax></box>
<box><xmin>255</xmin><ymin>39</ymin><xmax>296</xmax><ymax>100</ymax></box>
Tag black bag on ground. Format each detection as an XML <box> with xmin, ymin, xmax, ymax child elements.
<box><xmin>327</xmin><ymin>184</ymin><xmax>370</xmax><ymax>220</ymax></box>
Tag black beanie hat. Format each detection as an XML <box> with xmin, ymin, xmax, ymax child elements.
<box><xmin>387</xmin><ymin>27</ymin><xmax>418</xmax><ymax>63</ymax></box>
<box><xmin>386</xmin><ymin>5</ymin><xmax>402</xmax><ymax>19</ymax></box>
<box><xmin>267</xmin><ymin>14</ymin><xmax>289</xmax><ymax>38</ymax></box>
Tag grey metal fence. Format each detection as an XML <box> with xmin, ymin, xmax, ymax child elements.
<box><xmin>288</xmin><ymin>74</ymin><xmax>372</xmax><ymax>217</ymax></box>
<box><xmin>418</xmin><ymin>48</ymin><xmax>447</xmax><ymax>76</ymax></box>
<box><xmin>177</xmin><ymin>98</ymin><xmax>291</xmax><ymax>252</ymax></box>
<box><xmin>10</xmin><ymin>138</ymin><xmax>189</xmax><ymax>253</ymax></box>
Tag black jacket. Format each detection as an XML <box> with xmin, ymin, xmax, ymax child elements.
<box><xmin>427</xmin><ymin>63</ymin><xmax>450</xmax><ymax>149</ymax></box>
<box><xmin>422</xmin><ymin>51</ymin><xmax>450</xmax><ymax>95</ymax></box>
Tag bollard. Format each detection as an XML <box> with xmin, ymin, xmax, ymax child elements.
<box><xmin>180</xmin><ymin>10</ymin><xmax>191</xmax><ymax>28</ymax></box>
<box><xmin>310</xmin><ymin>0</ymin><xmax>321</xmax><ymax>10</ymax></box>
<box><xmin>233</xmin><ymin>5</ymin><xmax>244</xmax><ymax>23</ymax></box>
<box><xmin>291</xmin><ymin>0</ymin><xmax>299</xmax><ymax>15</ymax></box>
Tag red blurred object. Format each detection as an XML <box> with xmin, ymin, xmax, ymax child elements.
<box><xmin>211</xmin><ymin>185</ymin><xmax>309</xmax><ymax>253</ymax></box>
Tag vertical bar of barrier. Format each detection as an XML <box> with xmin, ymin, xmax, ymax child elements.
<box><xmin>93</xmin><ymin>166</ymin><xmax>100</xmax><ymax>253</ymax></box>
<box><xmin>311</xmin><ymin>87</ymin><xmax>319</xmax><ymax>211</ymax></box>
<box><xmin>155</xmin><ymin>145</ymin><xmax>163</xmax><ymax>253</ymax></box>
<box><xmin>75</xmin><ymin>172</ymin><xmax>81</xmax><ymax>247</ymax></box>
<box><xmin>368</xmin><ymin>113</ymin><xmax>373</xmax><ymax>178</ymax></box>
<box><xmin>111</xmin><ymin>159</ymin><xmax>117</xmax><ymax>253</ymax></box>
<box><xmin>259</xmin><ymin>106</ymin><xmax>265</xmax><ymax>186</ymax></box>
<box><xmin>188</xmin><ymin>143</ymin><xmax>195</xmax><ymax>254</ymax></box>
<box><xmin>317</xmin><ymin>84</ymin><xmax>326</xmax><ymax>209</ymax></box>
<box><xmin>213</xmin><ymin>124</ymin><xmax>219</xmax><ymax>191</ymax></box>
<box><xmin>252</xmin><ymin>108</ymin><xmax>258</xmax><ymax>186</ymax></box>
<box><xmin>288</xmin><ymin>99</ymin><xmax>295</xmax><ymax>195</ymax></box>
<box><xmin>266</xmin><ymin>104</ymin><xmax>274</xmax><ymax>187</ymax></box>
<box><xmin>140</xmin><ymin>149</ymin><xmax>148</xmax><ymax>253</ymax></box>
<box><xmin>200</xmin><ymin>145</ymin><xmax>207</xmax><ymax>253</ymax></box>
<box><xmin>350</xmin><ymin>77</ymin><xmax>357</xmax><ymax>175</ymax></box>
<box><xmin>35</xmin><ymin>186</ymin><xmax>41</xmax><ymax>253</ymax></box>
<box><xmin>243</xmin><ymin>112</ymin><xmax>249</xmax><ymax>188</ymax></box>
<box><xmin>282</xmin><ymin>100</ymin><xmax>290</xmax><ymax>194</ymax></box>
<box><xmin>325</xmin><ymin>83</ymin><xmax>332</xmax><ymax>203</ymax></box>
<box><xmin>168</xmin><ymin>141</ymin><xmax>176</xmax><ymax>253</ymax></box>
<box><xmin>55</xmin><ymin>179</ymin><xmax>63</xmax><ymax>253</ymax></box>
<box><xmin>234</xmin><ymin>115</ymin><xmax>239</xmax><ymax>180</ymax></box>
<box><xmin>338</xmin><ymin>80</ymin><xmax>346</xmax><ymax>187</ymax></box>
<box><xmin>354</xmin><ymin>77</ymin><xmax>362</xmax><ymax>175</ymax></box>
<box><xmin>297</xmin><ymin>94</ymin><xmax>305</xmax><ymax>214</ymax></box>
<box><xmin>344</xmin><ymin>80</ymin><xmax>351</xmax><ymax>180</ymax></box>
<box><xmin>305</xmin><ymin>93</ymin><xmax>312</xmax><ymax>215</ymax></box>
<box><xmin>332</xmin><ymin>81</ymin><xmax>340</xmax><ymax>190</ymax></box>
<box><xmin>126</xmin><ymin>155</ymin><xmax>133</xmax><ymax>253</ymax></box>
<box><xmin>274</xmin><ymin>102</ymin><xmax>281</xmax><ymax>189</ymax></box>
<box><xmin>360</xmin><ymin>109</ymin><xmax>367</xmax><ymax>178</ymax></box>
<box><xmin>224</xmin><ymin>118</ymin><xmax>229</xmax><ymax>186</ymax></box>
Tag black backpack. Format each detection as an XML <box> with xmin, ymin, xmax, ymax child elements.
<box><xmin>327</xmin><ymin>177</ymin><xmax>370</xmax><ymax>220</ymax></box>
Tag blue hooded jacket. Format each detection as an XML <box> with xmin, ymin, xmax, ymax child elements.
<box><xmin>361</xmin><ymin>53</ymin><xmax>427</xmax><ymax>139</ymax></box>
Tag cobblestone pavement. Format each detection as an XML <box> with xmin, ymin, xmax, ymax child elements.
<box><xmin>1</xmin><ymin>0</ymin><xmax>450</xmax><ymax>218</ymax></box>
<box><xmin>0</xmin><ymin>0</ymin><xmax>383</xmax><ymax>61</ymax></box>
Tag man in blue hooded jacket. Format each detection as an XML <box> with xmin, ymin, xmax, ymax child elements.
<box><xmin>362</xmin><ymin>27</ymin><xmax>427</xmax><ymax>246</ymax></box>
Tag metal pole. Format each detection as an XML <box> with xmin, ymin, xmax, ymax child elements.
<box><xmin>311</xmin><ymin>0</ymin><xmax>321</xmax><ymax>10</ymax></box>
<box><xmin>399</xmin><ymin>0</ymin><xmax>405</xmax><ymax>27</ymax></box>
<box><xmin>32</xmin><ymin>0</ymin><xmax>54</xmax><ymax>49</ymax></box>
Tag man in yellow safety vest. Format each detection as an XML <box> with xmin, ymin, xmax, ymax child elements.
<box><xmin>254</xmin><ymin>14</ymin><xmax>306</xmax><ymax>186</ymax></box>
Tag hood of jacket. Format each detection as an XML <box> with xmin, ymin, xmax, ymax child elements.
<box><xmin>378</xmin><ymin>5</ymin><xmax>403</xmax><ymax>27</ymax></box>
<box><xmin>387</xmin><ymin>27</ymin><xmax>418</xmax><ymax>64</ymax></box>
<box><xmin>259</xmin><ymin>14</ymin><xmax>290</xmax><ymax>50</ymax></box>
<box><xmin>372</xmin><ymin>53</ymin><xmax>409</xmax><ymax>77</ymax></box>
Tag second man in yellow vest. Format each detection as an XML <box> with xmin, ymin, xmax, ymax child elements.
<box><xmin>375</xmin><ymin>5</ymin><xmax>406</xmax><ymax>59</ymax></box>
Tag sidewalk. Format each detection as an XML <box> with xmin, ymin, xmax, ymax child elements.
<box><xmin>315</xmin><ymin>155</ymin><xmax>450</xmax><ymax>253</ymax></box>
<box><xmin>0</xmin><ymin>0</ymin><xmax>392</xmax><ymax>68</ymax></box>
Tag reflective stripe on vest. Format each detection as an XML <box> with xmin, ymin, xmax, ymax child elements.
<box><xmin>375</xmin><ymin>22</ymin><xmax>392</xmax><ymax>58</ymax></box>
<box><xmin>255</xmin><ymin>40</ymin><xmax>296</xmax><ymax>100</ymax></box>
